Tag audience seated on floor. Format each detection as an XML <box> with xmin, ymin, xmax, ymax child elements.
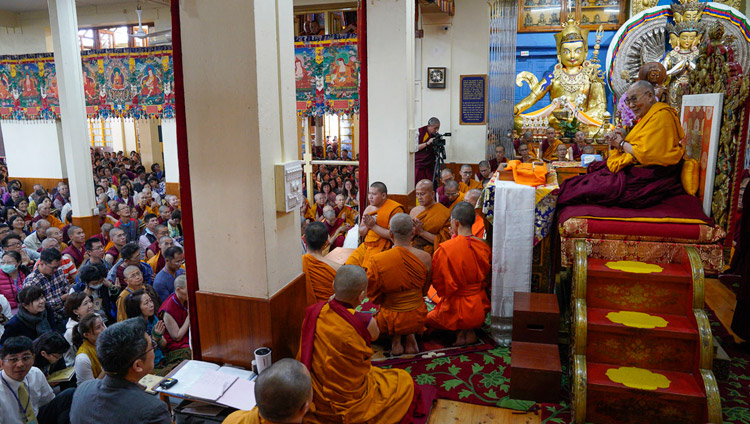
<box><xmin>72</xmin><ymin>312</ymin><xmax>106</xmax><ymax>384</ymax></box>
<box><xmin>153</xmin><ymin>246</ymin><xmax>185</xmax><ymax>303</ymax></box>
<box><xmin>62</xmin><ymin>292</ymin><xmax>94</xmax><ymax>366</ymax></box>
<box><xmin>427</xmin><ymin>202</ymin><xmax>491</xmax><ymax>346</ymax></box>
<box><xmin>367</xmin><ymin>213</ymin><xmax>431</xmax><ymax>355</ymax></box>
<box><xmin>156</xmin><ymin>275</ymin><xmax>192</xmax><ymax>370</ymax></box>
<box><xmin>31</xmin><ymin>332</ymin><xmax>69</xmax><ymax>378</ymax></box>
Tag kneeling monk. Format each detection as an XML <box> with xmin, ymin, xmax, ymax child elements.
<box><xmin>345</xmin><ymin>182</ymin><xmax>404</xmax><ymax>270</ymax></box>
<box><xmin>299</xmin><ymin>265</ymin><xmax>425</xmax><ymax>424</ymax></box>
<box><xmin>557</xmin><ymin>80</ymin><xmax>685</xmax><ymax>208</ymax></box>
<box><xmin>410</xmin><ymin>179</ymin><xmax>450</xmax><ymax>256</ymax></box>
<box><xmin>427</xmin><ymin>202</ymin><xmax>491</xmax><ymax>346</ymax></box>
<box><xmin>303</xmin><ymin>222</ymin><xmax>341</xmax><ymax>305</ymax></box>
<box><xmin>368</xmin><ymin>213</ymin><xmax>432</xmax><ymax>355</ymax></box>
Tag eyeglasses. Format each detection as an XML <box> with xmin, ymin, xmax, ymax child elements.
<box><xmin>3</xmin><ymin>354</ymin><xmax>33</xmax><ymax>364</ymax></box>
<box><xmin>5</xmin><ymin>242</ymin><xmax>21</xmax><ymax>248</ymax></box>
<box><xmin>129</xmin><ymin>339</ymin><xmax>157</xmax><ymax>367</ymax></box>
<box><xmin>625</xmin><ymin>92</ymin><xmax>648</xmax><ymax>106</ymax></box>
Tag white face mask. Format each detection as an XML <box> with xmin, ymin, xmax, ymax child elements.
<box><xmin>88</xmin><ymin>283</ymin><xmax>103</xmax><ymax>290</ymax></box>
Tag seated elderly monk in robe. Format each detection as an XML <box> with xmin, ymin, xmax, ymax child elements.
<box><xmin>459</xmin><ymin>165</ymin><xmax>483</xmax><ymax>191</ymax></box>
<box><xmin>558</xmin><ymin>81</ymin><xmax>685</xmax><ymax>208</ymax></box>
<box><xmin>223</xmin><ymin>358</ymin><xmax>312</xmax><ymax>424</ymax></box>
<box><xmin>345</xmin><ymin>182</ymin><xmax>404</xmax><ymax>270</ymax></box>
<box><xmin>303</xmin><ymin>222</ymin><xmax>340</xmax><ymax>305</ymax></box>
<box><xmin>367</xmin><ymin>213</ymin><xmax>432</xmax><ymax>355</ymax></box>
<box><xmin>540</xmin><ymin>127</ymin><xmax>564</xmax><ymax>162</ymax></box>
<box><xmin>322</xmin><ymin>206</ymin><xmax>350</xmax><ymax>250</ymax></box>
<box><xmin>410</xmin><ymin>180</ymin><xmax>451</xmax><ymax>256</ymax></box>
<box><xmin>427</xmin><ymin>202</ymin><xmax>492</xmax><ymax>346</ymax></box>
<box><xmin>437</xmin><ymin>169</ymin><xmax>468</xmax><ymax>206</ymax></box>
<box><xmin>334</xmin><ymin>194</ymin><xmax>356</xmax><ymax>226</ymax></box>
<box><xmin>442</xmin><ymin>181</ymin><xmax>466</xmax><ymax>212</ymax></box>
<box><xmin>305</xmin><ymin>193</ymin><xmax>327</xmax><ymax>223</ymax></box>
<box><xmin>299</xmin><ymin>265</ymin><xmax>426</xmax><ymax>424</ymax></box>
<box><xmin>463</xmin><ymin>189</ymin><xmax>485</xmax><ymax>239</ymax></box>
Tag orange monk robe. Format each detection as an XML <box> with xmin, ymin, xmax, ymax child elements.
<box><xmin>345</xmin><ymin>199</ymin><xmax>404</xmax><ymax>270</ymax></box>
<box><xmin>104</xmin><ymin>240</ymin><xmax>114</xmax><ymax>253</ymax></box>
<box><xmin>223</xmin><ymin>407</ymin><xmax>271</xmax><ymax>424</ymax></box>
<box><xmin>413</xmin><ymin>203</ymin><xmax>451</xmax><ymax>256</ymax></box>
<box><xmin>472</xmin><ymin>212</ymin><xmax>485</xmax><ymax>239</ymax></box>
<box><xmin>541</xmin><ymin>138</ymin><xmax>564</xmax><ymax>161</ymax></box>
<box><xmin>367</xmin><ymin>247</ymin><xmax>429</xmax><ymax>335</ymax></box>
<box><xmin>607</xmin><ymin>102</ymin><xmax>685</xmax><ymax>173</ymax></box>
<box><xmin>307</xmin><ymin>203</ymin><xmax>325</xmax><ymax>222</ymax></box>
<box><xmin>302</xmin><ymin>254</ymin><xmax>336</xmax><ymax>305</ymax></box>
<box><xmin>45</xmin><ymin>214</ymin><xmax>65</xmax><ymax>230</ymax></box>
<box><xmin>458</xmin><ymin>181</ymin><xmax>470</xmax><ymax>194</ymax></box>
<box><xmin>427</xmin><ymin>235</ymin><xmax>491</xmax><ymax>330</ymax></box>
<box><xmin>447</xmin><ymin>192</ymin><xmax>466</xmax><ymax>213</ymax></box>
<box><xmin>464</xmin><ymin>179</ymin><xmax>483</xmax><ymax>191</ymax></box>
<box><xmin>336</xmin><ymin>205</ymin><xmax>356</xmax><ymax>226</ymax></box>
<box><xmin>300</xmin><ymin>303</ymin><xmax>415</xmax><ymax>424</ymax></box>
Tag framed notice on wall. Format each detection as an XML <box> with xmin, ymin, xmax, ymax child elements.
<box><xmin>460</xmin><ymin>74</ymin><xmax>487</xmax><ymax>125</ymax></box>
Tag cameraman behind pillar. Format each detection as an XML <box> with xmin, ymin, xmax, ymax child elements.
<box><xmin>415</xmin><ymin>117</ymin><xmax>441</xmax><ymax>184</ymax></box>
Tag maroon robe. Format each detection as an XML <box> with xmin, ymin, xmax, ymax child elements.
<box><xmin>414</xmin><ymin>125</ymin><xmax>434</xmax><ymax>183</ymax></box>
<box><xmin>62</xmin><ymin>244</ymin><xmax>86</xmax><ymax>268</ymax></box>
<box><xmin>324</xmin><ymin>218</ymin><xmax>346</xmax><ymax>249</ymax></box>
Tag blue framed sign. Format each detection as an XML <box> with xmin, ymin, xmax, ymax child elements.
<box><xmin>459</xmin><ymin>74</ymin><xmax>487</xmax><ymax>125</ymax></box>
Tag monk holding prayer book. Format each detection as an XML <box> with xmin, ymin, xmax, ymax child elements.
<box><xmin>427</xmin><ymin>202</ymin><xmax>492</xmax><ymax>346</ymax></box>
<box><xmin>367</xmin><ymin>213</ymin><xmax>431</xmax><ymax>355</ymax></box>
<box><xmin>299</xmin><ymin>265</ymin><xmax>426</xmax><ymax>424</ymax></box>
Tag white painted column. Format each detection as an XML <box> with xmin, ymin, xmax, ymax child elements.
<box><xmin>180</xmin><ymin>0</ymin><xmax>300</xmax><ymax>298</ymax></box>
<box><xmin>367</xmin><ymin>0</ymin><xmax>416</xmax><ymax>194</ymax></box>
<box><xmin>48</xmin><ymin>0</ymin><xmax>96</xmax><ymax>218</ymax></box>
<box><xmin>161</xmin><ymin>119</ymin><xmax>179</xmax><ymax>184</ymax></box>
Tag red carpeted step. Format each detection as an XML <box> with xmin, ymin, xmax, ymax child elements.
<box><xmin>586</xmin><ymin>307</ymin><xmax>699</xmax><ymax>373</ymax></box>
<box><xmin>587</xmin><ymin>259</ymin><xmax>693</xmax><ymax>283</ymax></box>
<box><xmin>585</xmin><ymin>362</ymin><xmax>707</xmax><ymax>424</ymax></box>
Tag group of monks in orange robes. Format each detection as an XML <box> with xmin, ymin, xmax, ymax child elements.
<box><xmin>299</xmin><ymin>181</ymin><xmax>491</xmax><ymax>423</ymax></box>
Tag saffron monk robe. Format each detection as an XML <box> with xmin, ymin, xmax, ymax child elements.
<box><xmin>557</xmin><ymin>81</ymin><xmax>685</xmax><ymax>209</ymax></box>
<box><xmin>459</xmin><ymin>165</ymin><xmax>483</xmax><ymax>191</ymax></box>
<box><xmin>427</xmin><ymin>202</ymin><xmax>492</xmax><ymax>346</ymax></box>
<box><xmin>334</xmin><ymin>194</ymin><xmax>356</xmax><ymax>226</ymax></box>
<box><xmin>463</xmin><ymin>189</ymin><xmax>486</xmax><ymax>239</ymax></box>
<box><xmin>436</xmin><ymin>168</ymin><xmax>469</xmax><ymax>207</ymax></box>
<box><xmin>410</xmin><ymin>180</ymin><xmax>451</xmax><ymax>256</ymax></box>
<box><xmin>306</xmin><ymin>193</ymin><xmax>327</xmax><ymax>222</ymax></box>
<box><xmin>345</xmin><ymin>182</ymin><xmax>404</xmax><ymax>271</ymax></box>
<box><xmin>367</xmin><ymin>213</ymin><xmax>432</xmax><ymax>356</ymax></box>
<box><xmin>299</xmin><ymin>265</ymin><xmax>429</xmax><ymax>424</ymax></box>
<box><xmin>223</xmin><ymin>359</ymin><xmax>312</xmax><ymax>424</ymax></box>
<box><xmin>322</xmin><ymin>206</ymin><xmax>350</xmax><ymax>250</ymax></box>
<box><xmin>302</xmin><ymin>222</ymin><xmax>341</xmax><ymax>305</ymax></box>
<box><xmin>442</xmin><ymin>180</ymin><xmax>466</xmax><ymax>212</ymax></box>
<box><xmin>540</xmin><ymin>127</ymin><xmax>564</xmax><ymax>162</ymax></box>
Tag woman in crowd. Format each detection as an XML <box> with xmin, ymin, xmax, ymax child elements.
<box><xmin>63</xmin><ymin>292</ymin><xmax>94</xmax><ymax>366</ymax></box>
<box><xmin>125</xmin><ymin>289</ymin><xmax>170</xmax><ymax>374</ymax></box>
<box><xmin>7</xmin><ymin>215</ymin><xmax>27</xmax><ymax>237</ymax></box>
<box><xmin>321</xmin><ymin>182</ymin><xmax>336</xmax><ymax>206</ymax></box>
<box><xmin>15</xmin><ymin>198</ymin><xmax>32</xmax><ymax>223</ymax></box>
<box><xmin>0</xmin><ymin>285</ymin><xmax>55</xmax><ymax>344</ymax></box>
<box><xmin>342</xmin><ymin>179</ymin><xmax>359</xmax><ymax>210</ymax></box>
<box><xmin>72</xmin><ymin>312</ymin><xmax>106</xmax><ymax>383</ymax></box>
<box><xmin>32</xmin><ymin>332</ymin><xmax>69</xmax><ymax>377</ymax></box>
<box><xmin>2</xmin><ymin>206</ymin><xmax>18</xmax><ymax>223</ymax></box>
<box><xmin>0</xmin><ymin>251</ymin><xmax>24</xmax><ymax>313</ymax></box>
<box><xmin>117</xmin><ymin>184</ymin><xmax>135</xmax><ymax>206</ymax></box>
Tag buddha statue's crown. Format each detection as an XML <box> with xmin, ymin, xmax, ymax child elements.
<box><xmin>672</xmin><ymin>0</ymin><xmax>706</xmax><ymax>22</ymax></box>
<box><xmin>555</xmin><ymin>20</ymin><xmax>589</xmax><ymax>54</ymax></box>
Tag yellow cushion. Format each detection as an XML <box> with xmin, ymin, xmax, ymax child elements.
<box><xmin>681</xmin><ymin>158</ymin><xmax>700</xmax><ymax>196</ymax></box>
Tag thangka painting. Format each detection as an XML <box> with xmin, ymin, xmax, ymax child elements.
<box><xmin>294</xmin><ymin>34</ymin><xmax>358</xmax><ymax>117</ymax></box>
<box><xmin>681</xmin><ymin>94</ymin><xmax>724</xmax><ymax>216</ymax></box>
<box><xmin>0</xmin><ymin>46</ymin><xmax>173</xmax><ymax>121</ymax></box>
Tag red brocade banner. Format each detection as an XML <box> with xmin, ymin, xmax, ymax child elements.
<box><xmin>0</xmin><ymin>46</ymin><xmax>173</xmax><ymax>121</ymax></box>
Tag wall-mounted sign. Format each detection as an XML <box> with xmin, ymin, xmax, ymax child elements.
<box><xmin>459</xmin><ymin>74</ymin><xmax>487</xmax><ymax>125</ymax></box>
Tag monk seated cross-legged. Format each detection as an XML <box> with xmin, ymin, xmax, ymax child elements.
<box><xmin>459</xmin><ymin>165</ymin><xmax>482</xmax><ymax>191</ymax></box>
<box><xmin>223</xmin><ymin>358</ymin><xmax>312</xmax><ymax>424</ymax></box>
<box><xmin>299</xmin><ymin>265</ymin><xmax>426</xmax><ymax>424</ymax></box>
<box><xmin>427</xmin><ymin>202</ymin><xmax>492</xmax><ymax>346</ymax></box>
<box><xmin>410</xmin><ymin>180</ymin><xmax>450</xmax><ymax>256</ymax></box>
<box><xmin>367</xmin><ymin>213</ymin><xmax>432</xmax><ymax>356</ymax></box>
<box><xmin>345</xmin><ymin>182</ymin><xmax>404</xmax><ymax>271</ymax></box>
<box><xmin>322</xmin><ymin>206</ymin><xmax>350</xmax><ymax>250</ymax></box>
<box><xmin>303</xmin><ymin>221</ymin><xmax>341</xmax><ymax>305</ymax></box>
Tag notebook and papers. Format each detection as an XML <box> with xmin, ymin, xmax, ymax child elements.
<box><xmin>156</xmin><ymin>360</ymin><xmax>257</xmax><ymax>410</ymax></box>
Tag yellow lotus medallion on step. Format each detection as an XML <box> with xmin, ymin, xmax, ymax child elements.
<box><xmin>606</xmin><ymin>311</ymin><xmax>668</xmax><ymax>329</ymax></box>
<box><xmin>605</xmin><ymin>260</ymin><xmax>664</xmax><ymax>274</ymax></box>
<box><xmin>606</xmin><ymin>367</ymin><xmax>671</xmax><ymax>390</ymax></box>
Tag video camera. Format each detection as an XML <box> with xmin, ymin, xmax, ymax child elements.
<box><xmin>432</xmin><ymin>132</ymin><xmax>451</xmax><ymax>148</ymax></box>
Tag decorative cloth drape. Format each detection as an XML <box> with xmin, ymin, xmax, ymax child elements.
<box><xmin>295</xmin><ymin>34</ymin><xmax>359</xmax><ymax>117</ymax></box>
<box><xmin>0</xmin><ymin>46</ymin><xmax>173</xmax><ymax>121</ymax></box>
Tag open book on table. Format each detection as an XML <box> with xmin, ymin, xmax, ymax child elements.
<box><xmin>156</xmin><ymin>360</ymin><xmax>257</xmax><ymax>410</ymax></box>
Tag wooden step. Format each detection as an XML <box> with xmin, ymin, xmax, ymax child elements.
<box><xmin>512</xmin><ymin>292</ymin><xmax>560</xmax><ymax>344</ymax></box>
<box><xmin>509</xmin><ymin>341</ymin><xmax>561</xmax><ymax>403</ymax></box>
<box><xmin>586</xmin><ymin>308</ymin><xmax>699</xmax><ymax>373</ymax></box>
<box><xmin>585</xmin><ymin>362</ymin><xmax>707</xmax><ymax>424</ymax></box>
<box><xmin>587</xmin><ymin>259</ymin><xmax>693</xmax><ymax>283</ymax></box>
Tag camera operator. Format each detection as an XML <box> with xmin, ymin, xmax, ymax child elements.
<box><xmin>415</xmin><ymin>117</ymin><xmax>441</xmax><ymax>183</ymax></box>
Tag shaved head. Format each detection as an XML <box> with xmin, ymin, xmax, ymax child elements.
<box><xmin>370</xmin><ymin>182</ymin><xmax>387</xmax><ymax>195</ymax></box>
<box><xmin>416</xmin><ymin>179</ymin><xmax>434</xmax><ymax>191</ymax></box>
<box><xmin>333</xmin><ymin>265</ymin><xmax>367</xmax><ymax>303</ymax></box>
<box><xmin>305</xmin><ymin>222</ymin><xmax>328</xmax><ymax>251</ymax></box>
<box><xmin>255</xmin><ymin>359</ymin><xmax>312</xmax><ymax>422</ymax></box>
<box><xmin>630</xmin><ymin>79</ymin><xmax>655</xmax><ymax>96</ymax></box>
<box><xmin>444</xmin><ymin>180</ymin><xmax>459</xmax><ymax>190</ymax></box>
<box><xmin>440</xmin><ymin>168</ymin><xmax>454</xmax><ymax>178</ymax></box>
<box><xmin>464</xmin><ymin>189</ymin><xmax>482</xmax><ymax>206</ymax></box>
<box><xmin>35</xmin><ymin>219</ymin><xmax>50</xmax><ymax>232</ymax></box>
<box><xmin>451</xmin><ymin>202</ymin><xmax>476</xmax><ymax>227</ymax></box>
<box><xmin>389</xmin><ymin>213</ymin><xmax>414</xmax><ymax>241</ymax></box>
<box><xmin>460</xmin><ymin>164</ymin><xmax>472</xmax><ymax>172</ymax></box>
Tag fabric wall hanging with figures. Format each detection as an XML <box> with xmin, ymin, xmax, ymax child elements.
<box><xmin>0</xmin><ymin>46</ymin><xmax>173</xmax><ymax>121</ymax></box>
<box><xmin>295</xmin><ymin>34</ymin><xmax>359</xmax><ymax>117</ymax></box>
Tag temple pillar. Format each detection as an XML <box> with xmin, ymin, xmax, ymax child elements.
<box><xmin>136</xmin><ymin>119</ymin><xmax>163</xmax><ymax>171</ymax></box>
<box><xmin>367</xmin><ymin>0</ymin><xmax>416</xmax><ymax>194</ymax></box>
<box><xmin>48</xmin><ymin>0</ymin><xmax>98</xmax><ymax>237</ymax></box>
<box><xmin>161</xmin><ymin>119</ymin><xmax>180</xmax><ymax>197</ymax></box>
<box><xmin>178</xmin><ymin>0</ymin><xmax>303</xmax><ymax>367</ymax></box>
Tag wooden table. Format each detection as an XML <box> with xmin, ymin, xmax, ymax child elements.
<box><xmin>555</xmin><ymin>166</ymin><xmax>587</xmax><ymax>184</ymax></box>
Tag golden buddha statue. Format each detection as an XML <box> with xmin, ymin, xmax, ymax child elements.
<box><xmin>661</xmin><ymin>0</ymin><xmax>706</xmax><ymax>110</ymax></box>
<box><xmin>513</xmin><ymin>21</ymin><xmax>607</xmax><ymax>136</ymax></box>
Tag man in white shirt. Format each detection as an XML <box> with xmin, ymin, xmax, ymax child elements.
<box><xmin>0</xmin><ymin>336</ymin><xmax>75</xmax><ymax>424</ymax></box>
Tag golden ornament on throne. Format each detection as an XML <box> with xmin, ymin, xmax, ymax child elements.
<box><xmin>661</xmin><ymin>0</ymin><xmax>706</xmax><ymax>110</ymax></box>
<box><xmin>513</xmin><ymin>20</ymin><xmax>608</xmax><ymax>137</ymax></box>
